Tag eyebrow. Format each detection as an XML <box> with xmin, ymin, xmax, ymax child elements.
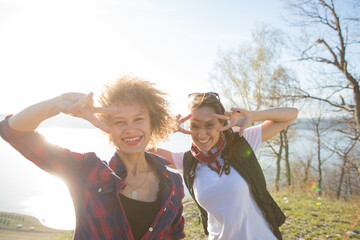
<box><xmin>191</xmin><ymin>118</ymin><xmax>217</xmax><ymax>124</ymax></box>
<box><xmin>109</xmin><ymin>112</ymin><xmax>146</xmax><ymax>120</ymax></box>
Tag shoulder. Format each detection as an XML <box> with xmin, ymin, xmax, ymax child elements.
<box><xmin>166</xmin><ymin>169</ymin><xmax>183</xmax><ymax>183</ymax></box>
<box><xmin>182</xmin><ymin>151</ymin><xmax>195</xmax><ymax>167</ymax></box>
<box><xmin>78</xmin><ymin>152</ymin><xmax>106</xmax><ymax>175</ymax></box>
<box><xmin>242</xmin><ymin>124</ymin><xmax>262</xmax><ymax>151</ymax></box>
<box><xmin>147</xmin><ymin>151</ymin><xmax>173</xmax><ymax>166</ymax></box>
<box><xmin>243</xmin><ymin>124</ymin><xmax>262</xmax><ymax>139</ymax></box>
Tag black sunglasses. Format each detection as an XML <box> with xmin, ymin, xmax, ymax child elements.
<box><xmin>188</xmin><ymin>92</ymin><xmax>220</xmax><ymax>100</ymax></box>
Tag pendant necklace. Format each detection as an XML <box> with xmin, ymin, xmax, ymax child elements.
<box><xmin>125</xmin><ymin>169</ymin><xmax>149</xmax><ymax>200</ymax></box>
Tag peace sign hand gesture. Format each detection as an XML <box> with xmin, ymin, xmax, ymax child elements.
<box><xmin>58</xmin><ymin>92</ymin><xmax>120</xmax><ymax>133</ymax></box>
<box><xmin>212</xmin><ymin>108</ymin><xmax>252</xmax><ymax>137</ymax></box>
<box><xmin>174</xmin><ymin>114</ymin><xmax>192</xmax><ymax>135</ymax></box>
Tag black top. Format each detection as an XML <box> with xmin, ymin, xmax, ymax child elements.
<box><xmin>120</xmin><ymin>182</ymin><xmax>164</xmax><ymax>240</ymax></box>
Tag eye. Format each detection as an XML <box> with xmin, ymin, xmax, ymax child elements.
<box><xmin>206</xmin><ymin>124</ymin><xmax>215</xmax><ymax>129</ymax></box>
<box><xmin>135</xmin><ymin>118</ymin><xmax>144</xmax><ymax>123</ymax></box>
<box><xmin>114</xmin><ymin>121</ymin><xmax>125</xmax><ymax>126</ymax></box>
<box><xmin>190</xmin><ymin>124</ymin><xmax>199</xmax><ymax>129</ymax></box>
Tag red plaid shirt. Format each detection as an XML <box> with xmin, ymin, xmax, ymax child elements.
<box><xmin>0</xmin><ymin>116</ymin><xmax>185</xmax><ymax>240</ymax></box>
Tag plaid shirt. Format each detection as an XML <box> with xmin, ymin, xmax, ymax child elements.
<box><xmin>0</xmin><ymin>116</ymin><xmax>185</xmax><ymax>240</ymax></box>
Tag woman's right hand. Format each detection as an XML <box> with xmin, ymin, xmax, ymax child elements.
<box><xmin>174</xmin><ymin>114</ymin><xmax>192</xmax><ymax>134</ymax></box>
<box><xmin>58</xmin><ymin>92</ymin><xmax>119</xmax><ymax>133</ymax></box>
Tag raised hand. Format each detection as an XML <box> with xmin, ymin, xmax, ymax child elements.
<box><xmin>58</xmin><ymin>92</ymin><xmax>119</xmax><ymax>133</ymax></box>
<box><xmin>212</xmin><ymin>108</ymin><xmax>252</xmax><ymax>137</ymax></box>
<box><xmin>175</xmin><ymin>114</ymin><xmax>192</xmax><ymax>134</ymax></box>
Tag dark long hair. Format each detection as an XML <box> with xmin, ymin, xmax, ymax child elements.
<box><xmin>188</xmin><ymin>94</ymin><xmax>236</xmax><ymax>160</ymax></box>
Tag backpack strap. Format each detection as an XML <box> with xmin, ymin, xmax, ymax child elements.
<box><xmin>183</xmin><ymin>151</ymin><xmax>209</xmax><ymax>235</ymax></box>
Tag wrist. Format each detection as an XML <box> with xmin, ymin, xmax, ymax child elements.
<box><xmin>248</xmin><ymin>110</ymin><xmax>256</xmax><ymax>123</ymax></box>
<box><xmin>51</xmin><ymin>95</ymin><xmax>63</xmax><ymax>115</ymax></box>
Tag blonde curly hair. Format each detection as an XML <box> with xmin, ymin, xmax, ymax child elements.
<box><xmin>98</xmin><ymin>75</ymin><xmax>176</xmax><ymax>149</ymax></box>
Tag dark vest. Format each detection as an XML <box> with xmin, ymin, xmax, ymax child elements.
<box><xmin>183</xmin><ymin>134</ymin><xmax>285</xmax><ymax>240</ymax></box>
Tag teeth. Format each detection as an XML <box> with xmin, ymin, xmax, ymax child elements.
<box><xmin>124</xmin><ymin>137</ymin><xmax>141</xmax><ymax>142</ymax></box>
<box><xmin>198</xmin><ymin>139</ymin><xmax>210</xmax><ymax>143</ymax></box>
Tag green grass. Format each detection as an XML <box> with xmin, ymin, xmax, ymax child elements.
<box><xmin>180</xmin><ymin>193</ymin><xmax>359</xmax><ymax>239</ymax></box>
<box><xmin>5</xmin><ymin>193</ymin><xmax>358</xmax><ymax>240</ymax></box>
<box><xmin>275</xmin><ymin>193</ymin><xmax>360</xmax><ymax>239</ymax></box>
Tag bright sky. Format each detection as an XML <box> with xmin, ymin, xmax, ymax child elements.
<box><xmin>0</xmin><ymin>0</ymin><xmax>286</xmax><ymax>115</ymax></box>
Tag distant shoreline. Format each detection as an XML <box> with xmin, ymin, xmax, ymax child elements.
<box><xmin>0</xmin><ymin>211</ymin><xmax>72</xmax><ymax>240</ymax></box>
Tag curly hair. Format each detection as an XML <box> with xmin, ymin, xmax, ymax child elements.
<box><xmin>98</xmin><ymin>75</ymin><xmax>176</xmax><ymax>149</ymax></box>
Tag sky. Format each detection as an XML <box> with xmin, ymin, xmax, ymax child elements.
<box><xmin>0</xmin><ymin>0</ymin><xmax>357</xmax><ymax>230</ymax></box>
<box><xmin>0</xmin><ymin>0</ymin><xmax>287</xmax><ymax>116</ymax></box>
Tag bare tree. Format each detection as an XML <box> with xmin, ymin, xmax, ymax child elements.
<box><xmin>334</xmin><ymin>140</ymin><xmax>357</xmax><ymax>199</ymax></box>
<box><xmin>321</xmin><ymin>115</ymin><xmax>359</xmax><ymax>199</ymax></box>
<box><xmin>284</xmin><ymin>0</ymin><xmax>360</xmax><ymax>134</ymax></box>
<box><xmin>307</xmin><ymin>109</ymin><xmax>334</xmax><ymax>196</ymax></box>
<box><xmin>210</xmin><ymin>25</ymin><xmax>299</xmax><ymax>191</ymax></box>
<box><xmin>267</xmin><ymin>131</ymin><xmax>284</xmax><ymax>192</ymax></box>
<box><xmin>283</xmin><ymin>127</ymin><xmax>292</xmax><ymax>187</ymax></box>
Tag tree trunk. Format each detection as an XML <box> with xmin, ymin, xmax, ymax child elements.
<box><xmin>275</xmin><ymin>131</ymin><xmax>284</xmax><ymax>192</ymax></box>
<box><xmin>283</xmin><ymin>128</ymin><xmax>291</xmax><ymax>187</ymax></box>
<box><xmin>304</xmin><ymin>155</ymin><xmax>312</xmax><ymax>185</ymax></box>
<box><xmin>316</xmin><ymin>122</ymin><xmax>322</xmax><ymax>196</ymax></box>
<box><xmin>337</xmin><ymin>157</ymin><xmax>348</xmax><ymax>200</ymax></box>
<box><xmin>350</xmin><ymin>79</ymin><xmax>360</xmax><ymax>132</ymax></box>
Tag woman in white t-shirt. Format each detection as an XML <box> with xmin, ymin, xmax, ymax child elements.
<box><xmin>152</xmin><ymin>92</ymin><xmax>298</xmax><ymax>240</ymax></box>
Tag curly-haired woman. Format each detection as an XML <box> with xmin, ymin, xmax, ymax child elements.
<box><xmin>0</xmin><ymin>76</ymin><xmax>185</xmax><ymax>240</ymax></box>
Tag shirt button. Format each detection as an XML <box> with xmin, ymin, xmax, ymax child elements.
<box><xmin>98</xmin><ymin>188</ymin><xmax>102</xmax><ymax>193</ymax></box>
<box><xmin>149</xmin><ymin>227</ymin><xmax>153</xmax><ymax>232</ymax></box>
<box><xmin>163</xmin><ymin>208</ymin><xmax>167</xmax><ymax>212</ymax></box>
<box><xmin>172</xmin><ymin>192</ymin><xmax>175</xmax><ymax>195</ymax></box>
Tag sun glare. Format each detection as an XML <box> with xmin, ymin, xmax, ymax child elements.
<box><xmin>23</xmin><ymin>176</ymin><xmax>76</xmax><ymax>230</ymax></box>
<box><xmin>24</xmin><ymin>127</ymin><xmax>114</xmax><ymax>229</ymax></box>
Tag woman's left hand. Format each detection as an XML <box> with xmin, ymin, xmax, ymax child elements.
<box><xmin>212</xmin><ymin>108</ymin><xmax>252</xmax><ymax>137</ymax></box>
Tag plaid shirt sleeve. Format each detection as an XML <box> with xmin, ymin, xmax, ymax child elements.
<box><xmin>0</xmin><ymin>116</ymin><xmax>93</xmax><ymax>180</ymax></box>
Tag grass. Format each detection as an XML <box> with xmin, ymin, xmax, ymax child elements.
<box><xmin>2</xmin><ymin>193</ymin><xmax>359</xmax><ymax>239</ymax></box>
<box><xmin>181</xmin><ymin>193</ymin><xmax>360</xmax><ymax>240</ymax></box>
<box><xmin>275</xmin><ymin>193</ymin><xmax>360</xmax><ymax>239</ymax></box>
<box><xmin>0</xmin><ymin>212</ymin><xmax>71</xmax><ymax>240</ymax></box>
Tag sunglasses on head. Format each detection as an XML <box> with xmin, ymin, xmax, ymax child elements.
<box><xmin>188</xmin><ymin>92</ymin><xmax>220</xmax><ymax>100</ymax></box>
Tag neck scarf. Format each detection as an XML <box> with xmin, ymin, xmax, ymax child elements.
<box><xmin>190</xmin><ymin>133</ymin><xmax>226</xmax><ymax>174</ymax></box>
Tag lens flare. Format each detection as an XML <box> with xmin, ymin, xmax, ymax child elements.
<box><xmin>311</xmin><ymin>182</ymin><xmax>321</xmax><ymax>192</ymax></box>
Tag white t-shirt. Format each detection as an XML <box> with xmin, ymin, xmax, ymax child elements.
<box><xmin>172</xmin><ymin>125</ymin><xmax>276</xmax><ymax>240</ymax></box>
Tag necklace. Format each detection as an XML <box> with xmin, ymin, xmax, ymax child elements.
<box><xmin>124</xmin><ymin>169</ymin><xmax>149</xmax><ymax>200</ymax></box>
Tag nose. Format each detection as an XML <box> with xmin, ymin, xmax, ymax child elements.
<box><xmin>124</xmin><ymin>122</ymin><xmax>136</xmax><ymax>133</ymax></box>
<box><xmin>198</xmin><ymin>128</ymin><xmax>207</xmax><ymax>138</ymax></box>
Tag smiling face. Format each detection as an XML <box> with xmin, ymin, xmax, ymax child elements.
<box><xmin>107</xmin><ymin>102</ymin><xmax>151</xmax><ymax>157</ymax></box>
<box><xmin>189</xmin><ymin>106</ymin><xmax>223</xmax><ymax>152</ymax></box>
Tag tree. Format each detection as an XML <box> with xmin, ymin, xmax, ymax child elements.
<box><xmin>284</xmin><ymin>0</ymin><xmax>360</xmax><ymax>134</ymax></box>
<box><xmin>324</xmin><ymin>116</ymin><xmax>360</xmax><ymax>199</ymax></box>
<box><xmin>267</xmin><ymin>131</ymin><xmax>284</xmax><ymax>191</ymax></box>
<box><xmin>307</xmin><ymin>108</ymin><xmax>335</xmax><ymax>196</ymax></box>
<box><xmin>210</xmin><ymin>25</ymin><xmax>299</xmax><ymax>191</ymax></box>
